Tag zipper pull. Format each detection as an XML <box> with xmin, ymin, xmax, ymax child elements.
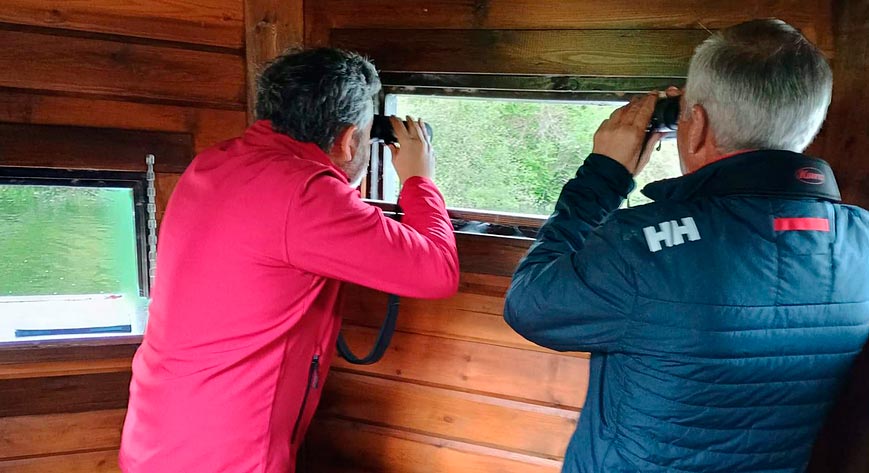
<box><xmin>311</xmin><ymin>355</ymin><xmax>320</xmax><ymax>389</ymax></box>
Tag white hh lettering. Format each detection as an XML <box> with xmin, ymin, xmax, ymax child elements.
<box><xmin>643</xmin><ymin>217</ymin><xmax>701</xmax><ymax>253</ymax></box>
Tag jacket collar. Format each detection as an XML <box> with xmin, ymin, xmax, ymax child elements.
<box><xmin>642</xmin><ymin>150</ymin><xmax>841</xmax><ymax>203</ymax></box>
<box><xmin>241</xmin><ymin>120</ymin><xmax>349</xmax><ymax>182</ymax></box>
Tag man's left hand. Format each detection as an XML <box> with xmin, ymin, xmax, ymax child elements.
<box><xmin>592</xmin><ymin>93</ymin><xmax>662</xmax><ymax>176</ymax></box>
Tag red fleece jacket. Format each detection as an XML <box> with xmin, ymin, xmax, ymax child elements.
<box><xmin>120</xmin><ymin>120</ymin><xmax>459</xmax><ymax>472</ymax></box>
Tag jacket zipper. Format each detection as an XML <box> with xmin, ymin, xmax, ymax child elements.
<box><xmin>291</xmin><ymin>355</ymin><xmax>320</xmax><ymax>444</ymax></box>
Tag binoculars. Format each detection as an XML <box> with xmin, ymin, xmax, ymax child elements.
<box><xmin>371</xmin><ymin>115</ymin><xmax>434</xmax><ymax>145</ymax></box>
<box><xmin>649</xmin><ymin>96</ymin><xmax>681</xmax><ymax>133</ymax></box>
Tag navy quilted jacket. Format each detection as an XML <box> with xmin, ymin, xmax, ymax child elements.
<box><xmin>505</xmin><ymin>151</ymin><xmax>869</xmax><ymax>473</ymax></box>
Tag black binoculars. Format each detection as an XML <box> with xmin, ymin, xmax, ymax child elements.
<box><xmin>371</xmin><ymin>115</ymin><xmax>434</xmax><ymax>145</ymax></box>
<box><xmin>649</xmin><ymin>96</ymin><xmax>681</xmax><ymax>133</ymax></box>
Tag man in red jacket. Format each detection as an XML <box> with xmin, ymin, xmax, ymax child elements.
<box><xmin>119</xmin><ymin>48</ymin><xmax>460</xmax><ymax>472</ymax></box>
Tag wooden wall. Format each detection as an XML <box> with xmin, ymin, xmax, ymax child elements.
<box><xmin>0</xmin><ymin>0</ymin><xmax>247</xmax><ymax>470</ymax></box>
<box><xmin>819</xmin><ymin>0</ymin><xmax>869</xmax><ymax>208</ymax></box>
<box><xmin>302</xmin><ymin>235</ymin><xmax>582</xmax><ymax>472</ymax></box>
<box><xmin>0</xmin><ymin>345</ymin><xmax>135</xmax><ymax>472</ymax></box>
<box><xmin>0</xmin><ymin>0</ymin><xmax>248</xmax><ymax>221</ymax></box>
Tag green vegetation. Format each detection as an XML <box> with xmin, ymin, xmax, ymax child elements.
<box><xmin>394</xmin><ymin>95</ymin><xmax>682</xmax><ymax>214</ymax></box>
<box><xmin>0</xmin><ymin>185</ymin><xmax>139</xmax><ymax>297</ymax></box>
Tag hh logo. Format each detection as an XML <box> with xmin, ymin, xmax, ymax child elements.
<box><xmin>643</xmin><ymin>217</ymin><xmax>701</xmax><ymax>253</ymax></box>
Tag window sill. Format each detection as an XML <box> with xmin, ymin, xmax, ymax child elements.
<box><xmin>366</xmin><ymin>200</ymin><xmax>543</xmax><ymax>240</ymax></box>
<box><xmin>0</xmin><ymin>335</ymin><xmax>141</xmax><ymax>366</ymax></box>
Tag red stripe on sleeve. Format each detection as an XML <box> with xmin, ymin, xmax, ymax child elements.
<box><xmin>773</xmin><ymin>217</ymin><xmax>830</xmax><ymax>232</ymax></box>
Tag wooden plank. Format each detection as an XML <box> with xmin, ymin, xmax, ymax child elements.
<box><xmin>0</xmin><ymin>449</ymin><xmax>120</xmax><ymax>473</ymax></box>
<box><xmin>314</xmin><ymin>0</ymin><xmax>832</xmax><ymax>52</ymax></box>
<box><xmin>332</xmin><ymin>28</ymin><xmax>708</xmax><ymax>76</ymax></box>
<box><xmin>0</xmin><ymin>90</ymin><xmax>247</xmax><ymax>152</ymax></box>
<box><xmin>319</xmin><ymin>371</ymin><xmax>577</xmax><ymax>459</ymax></box>
<box><xmin>245</xmin><ymin>0</ymin><xmax>305</xmax><ymax>120</ymax></box>
<box><xmin>380</xmin><ymin>72</ymin><xmax>686</xmax><ymax>94</ymax></box>
<box><xmin>156</xmin><ymin>172</ymin><xmax>183</xmax><ymax>222</ymax></box>
<box><xmin>0</xmin><ymin>409</ymin><xmax>124</xmax><ymax>459</ymax></box>
<box><xmin>305</xmin><ymin>418</ymin><xmax>561</xmax><ymax>473</ymax></box>
<box><xmin>303</xmin><ymin>0</ymin><xmax>332</xmax><ymax>47</ymax></box>
<box><xmin>0</xmin><ymin>123</ymin><xmax>193</xmax><ymax>172</ymax></box>
<box><xmin>0</xmin><ymin>0</ymin><xmax>244</xmax><ymax>49</ymax></box>
<box><xmin>0</xmin><ymin>29</ymin><xmax>246</xmax><ymax>108</ymax></box>
<box><xmin>0</xmin><ymin>372</ymin><xmax>131</xmax><ymax>417</ymax></box>
<box><xmin>0</xmin><ymin>339</ymin><xmax>138</xmax><ymax>365</ymax></box>
<box><xmin>341</xmin><ymin>283</ymin><xmax>587</xmax><ymax>358</ymax></box>
<box><xmin>0</xmin><ymin>358</ymin><xmax>131</xmax><ymax>380</ymax></box>
<box><xmin>821</xmin><ymin>0</ymin><xmax>869</xmax><ymax>208</ymax></box>
<box><xmin>456</xmin><ymin>233</ymin><xmax>530</xmax><ymax>277</ymax></box>
<box><xmin>333</xmin><ymin>325</ymin><xmax>588</xmax><ymax>409</ymax></box>
<box><xmin>458</xmin><ymin>272</ymin><xmax>511</xmax><ymax>298</ymax></box>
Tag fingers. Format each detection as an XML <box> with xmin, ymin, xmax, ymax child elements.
<box><xmin>405</xmin><ymin>115</ymin><xmax>421</xmax><ymax>140</ymax></box>
<box><xmin>609</xmin><ymin>103</ymin><xmax>627</xmax><ymax>122</ymax></box>
<box><xmin>387</xmin><ymin>143</ymin><xmax>398</xmax><ymax>156</ymax></box>
<box><xmin>666</xmin><ymin>86</ymin><xmax>682</xmax><ymax>97</ymax></box>
<box><xmin>632</xmin><ymin>93</ymin><xmax>658</xmax><ymax>129</ymax></box>
<box><xmin>389</xmin><ymin>116</ymin><xmax>409</xmax><ymax>140</ymax></box>
<box><xmin>619</xmin><ymin>96</ymin><xmax>645</xmax><ymax>126</ymax></box>
<box><xmin>418</xmin><ymin>118</ymin><xmax>431</xmax><ymax>145</ymax></box>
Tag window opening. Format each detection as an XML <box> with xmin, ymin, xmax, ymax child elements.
<box><xmin>0</xmin><ymin>168</ymin><xmax>150</xmax><ymax>343</ymax></box>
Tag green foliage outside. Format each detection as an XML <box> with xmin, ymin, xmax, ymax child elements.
<box><xmin>394</xmin><ymin>95</ymin><xmax>682</xmax><ymax>215</ymax></box>
<box><xmin>0</xmin><ymin>185</ymin><xmax>139</xmax><ymax>297</ymax></box>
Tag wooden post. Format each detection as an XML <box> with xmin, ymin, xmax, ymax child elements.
<box><xmin>822</xmin><ymin>0</ymin><xmax>869</xmax><ymax>207</ymax></box>
<box><xmin>244</xmin><ymin>0</ymin><xmax>305</xmax><ymax>123</ymax></box>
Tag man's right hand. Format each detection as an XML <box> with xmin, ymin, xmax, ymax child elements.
<box><xmin>388</xmin><ymin>116</ymin><xmax>435</xmax><ymax>184</ymax></box>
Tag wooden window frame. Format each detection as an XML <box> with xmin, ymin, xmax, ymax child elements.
<box><xmin>0</xmin><ymin>168</ymin><xmax>151</xmax><ymax>354</ymax></box>
<box><xmin>364</xmin><ymin>73</ymin><xmax>685</xmax><ymax>238</ymax></box>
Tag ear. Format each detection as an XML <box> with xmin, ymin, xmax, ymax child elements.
<box><xmin>330</xmin><ymin>125</ymin><xmax>359</xmax><ymax>164</ymax></box>
<box><xmin>688</xmin><ymin>103</ymin><xmax>709</xmax><ymax>155</ymax></box>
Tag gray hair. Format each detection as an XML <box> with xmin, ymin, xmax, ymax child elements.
<box><xmin>685</xmin><ymin>19</ymin><xmax>832</xmax><ymax>153</ymax></box>
<box><xmin>255</xmin><ymin>48</ymin><xmax>381</xmax><ymax>152</ymax></box>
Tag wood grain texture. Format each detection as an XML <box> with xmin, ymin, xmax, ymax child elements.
<box><xmin>319</xmin><ymin>371</ymin><xmax>577</xmax><ymax>459</ymax></box>
<box><xmin>0</xmin><ymin>0</ymin><xmax>244</xmax><ymax>48</ymax></box>
<box><xmin>341</xmin><ymin>283</ymin><xmax>587</xmax><ymax>358</ymax></box>
<box><xmin>245</xmin><ymin>0</ymin><xmax>305</xmax><ymax>119</ymax></box>
<box><xmin>0</xmin><ymin>372</ymin><xmax>131</xmax><ymax>417</ymax></box>
<box><xmin>0</xmin><ymin>29</ymin><xmax>246</xmax><ymax>108</ymax></box>
<box><xmin>155</xmin><ymin>172</ymin><xmax>183</xmax><ymax>223</ymax></box>
<box><xmin>305</xmin><ymin>418</ymin><xmax>562</xmax><ymax>473</ymax></box>
<box><xmin>0</xmin><ymin>123</ymin><xmax>192</xmax><ymax>172</ymax></box>
<box><xmin>333</xmin><ymin>325</ymin><xmax>588</xmax><ymax>409</ymax></box>
<box><xmin>314</xmin><ymin>0</ymin><xmax>832</xmax><ymax>52</ymax></box>
<box><xmin>457</xmin><ymin>272</ymin><xmax>511</xmax><ymax>298</ymax></box>
<box><xmin>0</xmin><ymin>90</ymin><xmax>247</xmax><ymax>152</ymax></box>
<box><xmin>331</xmin><ymin>29</ymin><xmax>709</xmax><ymax>76</ymax></box>
<box><xmin>302</xmin><ymin>0</ymin><xmax>331</xmax><ymax>47</ymax></box>
<box><xmin>0</xmin><ymin>358</ymin><xmax>131</xmax><ymax>380</ymax></box>
<box><xmin>0</xmin><ymin>409</ymin><xmax>125</xmax><ymax>459</ymax></box>
<box><xmin>0</xmin><ymin>449</ymin><xmax>120</xmax><ymax>473</ymax></box>
<box><xmin>0</xmin><ymin>340</ymin><xmax>139</xmax><ymax>365</ymax></box>
<box><xmin>455</xmin><ymin>233</ymin><xmax>530</xmax><ymax>277</ymax></box>
<box><xmin>821</xmin><ymin>0</ymin><xmax>869</xmax><ymax>208</ymax></box>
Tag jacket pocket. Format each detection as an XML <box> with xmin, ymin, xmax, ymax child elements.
<box><xmin>291</xmin><ymin>354</ymin><xmax>320</xmax><ymax>444</ymax></box>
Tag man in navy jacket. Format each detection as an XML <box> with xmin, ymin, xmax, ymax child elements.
<box><xmin>505</xmin><ymin>19</ymin><xmax>869</xmax><ymax>473</ymax></box>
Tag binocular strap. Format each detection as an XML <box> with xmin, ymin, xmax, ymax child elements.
<box><xmin>336</xmin><ymin>294</ymin><xmax>400</xmax><ymax>365</ymax></box>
